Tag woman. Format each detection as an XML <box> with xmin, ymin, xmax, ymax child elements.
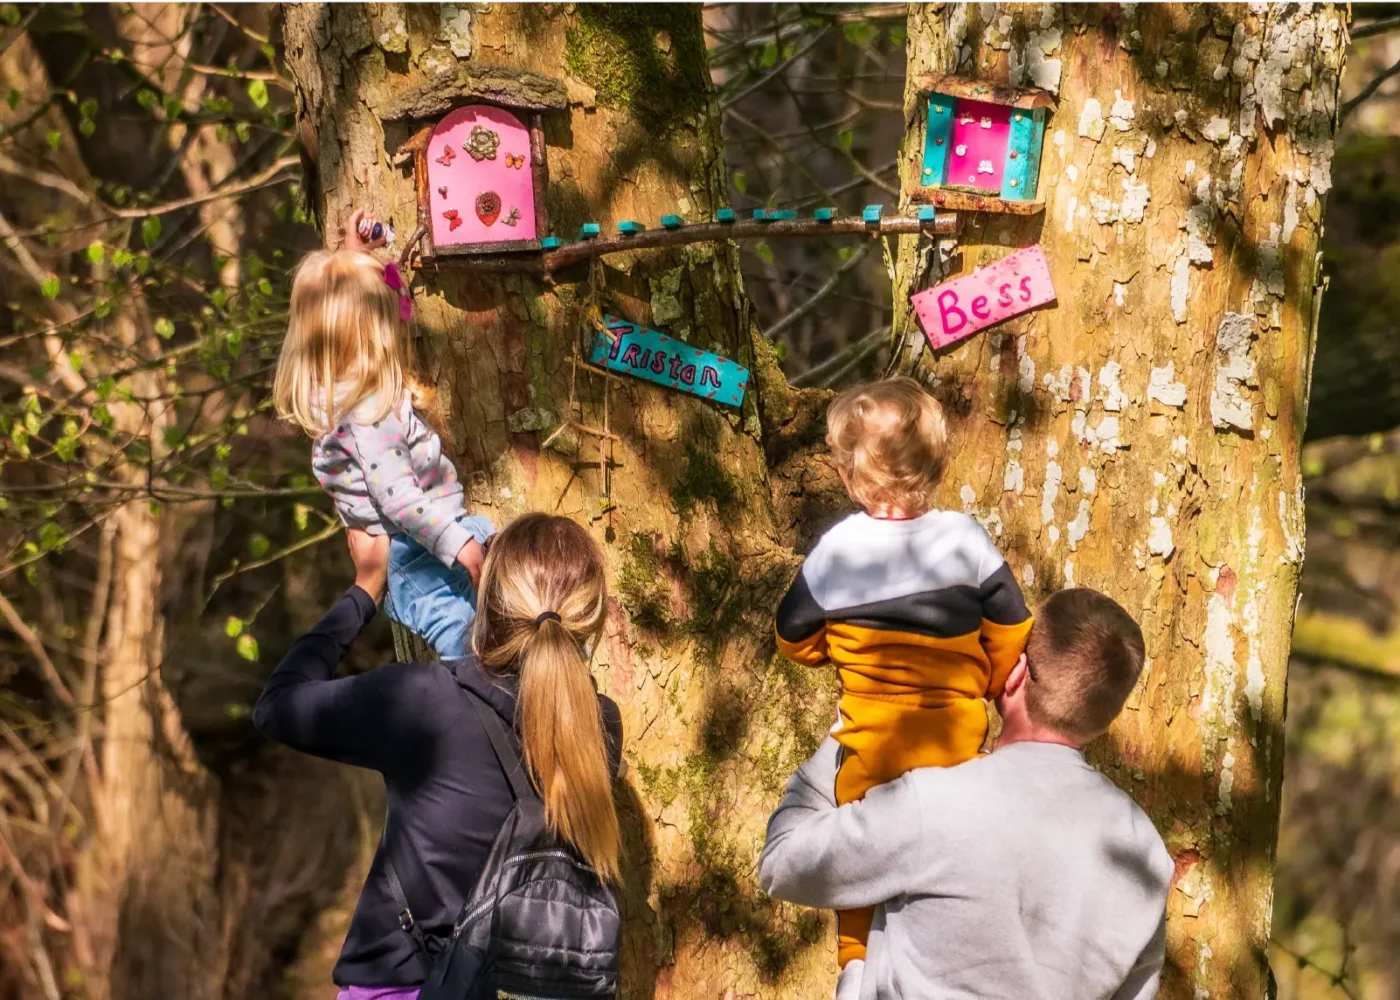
<box><xmin>254</xmin><ymin>513</ymin><xmax>623</xmax><ymax>1000</ymax></box>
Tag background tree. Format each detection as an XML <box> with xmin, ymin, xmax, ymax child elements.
<box><xmin>891</xmin><ymin>4</ymin><xmax>1344</xmax><ymax>998</ymax></box>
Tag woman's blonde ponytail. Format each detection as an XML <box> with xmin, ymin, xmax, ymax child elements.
<box><xmin>473</xmin><ymin>514</ymin><xmax>620</xmax><ymax>882</ymax></box>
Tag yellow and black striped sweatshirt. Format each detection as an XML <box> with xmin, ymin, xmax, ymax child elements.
<box><xmin>775</xmin><ymin>510</ymin><xmax>1033</xmax><ymax>708</ymax></box>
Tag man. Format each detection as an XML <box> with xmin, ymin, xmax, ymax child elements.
<box><xmin>760</xmin><ymin>588</ymin><xmax>1173</xmax><ymax>1000</ymax></box>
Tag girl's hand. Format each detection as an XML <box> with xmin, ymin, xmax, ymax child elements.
<box><xmin>345</xmin><ymin>208</ymin><xmax>388</xmax><ymax>252</ymax></box>
<box><xmin>347</xmin><ymin>529</ymin><xmax>391</xmax><ymax>602</ymax></box>
<box><xmin>455</xmin><ymin>538</ymin><xmax>485</xmax><ymax>587</ymax></box>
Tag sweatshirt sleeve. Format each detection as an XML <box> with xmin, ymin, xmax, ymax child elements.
<box><xmin>774</xmin><ymin>559</ymin><xmax>830</xmax><ymax>667</ymax></box>
<box><xmin>1110</xmin><ymin>912</ymin><xmax>1166</xmax><ymax>1000</ymax></box>
<box><xmin>975</xmin><ymin>538</ymin><xmax>1033</xmax><ymax>697</ymax></box>
<box><xmin>253</xmin><ymin>586</ymin><xmax>428</xmax><ymax>772</ymax></box>
<box><xmin>759</xmin><ymin>738</ymin><xmax>931</xmax><ymax>910</ymax></box>
<box><xmin>344</xmin><ymin>405</ymin><xmax>477</xmax><ymax>567</ymax></box>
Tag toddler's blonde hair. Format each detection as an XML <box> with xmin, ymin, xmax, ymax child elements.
<box><xmin>273</xmin><ymin>249</ymin><xmax>411</xmax><ymax>436</ymax></box>
<box><xmin>826</xmin><ymin>376</ymin><xmax>949</xmax><ymax>514</ymax></box>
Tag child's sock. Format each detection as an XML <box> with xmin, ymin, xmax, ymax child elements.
<box><xmin>835</xmin><ymin>958</ymin><xmax>864</xmax><ymax>1000</ymax></box>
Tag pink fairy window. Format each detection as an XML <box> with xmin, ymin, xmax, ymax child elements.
<box><xmin>945</xmin><ymin>98</ymin><xmax>1012</xmax><ymax>193</ymax></box>
<box><xmin>426</xmin><ymin>103</ymin><xmax>537</xmax><ymax>249</ymax></box>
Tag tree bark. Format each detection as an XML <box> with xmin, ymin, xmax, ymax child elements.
<box><xmin>283</xmin><ymin>4</ymin><xmax>835</xmax><ymax>997</ymax></box>
<box><xmin>893</xmin><ymin>5</ymin><xmax>1344</xmax><ymax>998</ymax></box>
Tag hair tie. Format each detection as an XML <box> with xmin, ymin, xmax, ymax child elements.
<box><xmin>383</xmin><ymin>263</ymin><xmax>412</xmax><ymax>322</ymax></box>
<box><xmin>534</xmin><ymin>611</ymin><xmax>562</xmax><ymax>627</ymax></box>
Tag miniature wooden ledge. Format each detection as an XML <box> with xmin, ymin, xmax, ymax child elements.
<box><xmin>415</xmin><ymin>214</ymin><xmax>960</xmax><ymax>273</ymax></box>
<box><xmin>907</xmin><ymin>188</ymin><xmax>1045</xmax><ymax>216</ymax></box>
<box><xmin>912</xmin><ymin>73</ymin><xmax>1055</xmax><ymax>110</ymax></box>
<box><xmin>378</xmin><ymin>64</ymin><xmax>568</xmax><ymax>121</ymax></box>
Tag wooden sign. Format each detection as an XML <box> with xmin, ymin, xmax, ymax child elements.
<box><xmin>911</xmin><ymin>244</ymin><xmax>1055</xmax><ymax>350</ymax></box>
<box><xmin>589</xmin><ymin>316</ymin><xmax>749</xmax><ymax>408</ymax></box>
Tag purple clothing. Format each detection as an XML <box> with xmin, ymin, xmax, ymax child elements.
<box><xmin>337</xmin><ymin>988</ymin><xmax>419</xmax><ymax>1000</ymax></box>
<box><xmin>313</xmin><ymin>394</ymin><xmax>476</xmax><ymax>567</ymax></box>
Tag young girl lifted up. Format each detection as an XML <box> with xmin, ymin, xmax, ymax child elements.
<box><xmin>274</xmin><ymin>210</ymin><xmax>495</xmax><ymax>659</ymax></box>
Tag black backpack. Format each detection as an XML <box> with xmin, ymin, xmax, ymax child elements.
<box><xmin>384</xmin><ymin>690</ymin><xmax>621</xmax><ymax>999</ymax></box>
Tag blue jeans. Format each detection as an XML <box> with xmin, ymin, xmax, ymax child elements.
<box><xmin>385</xmin><ymin>517</ymin><xmax>494</xmax><ymax>659</ymax></box>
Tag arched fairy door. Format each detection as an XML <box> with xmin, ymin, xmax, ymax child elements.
<box><xmin>424</xmin><ymin>103</ymin><xmax>542</xmax><ymax>254</ymax></box>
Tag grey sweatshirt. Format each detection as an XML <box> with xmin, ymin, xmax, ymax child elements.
<box><xmin>759</xmin><ymin>739</ymin><xmax>1173</xmax><ymax>1000</ymax></box>
<box><xmin>313</xmin><ymin>394</ymin><xmax>488</xmax><ymax>567</ymax></box>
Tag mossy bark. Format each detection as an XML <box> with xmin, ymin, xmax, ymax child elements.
<box><xmin>893</xmin><ymin>5</ymin><xmax>1345</xmax><ymax>998</ymax></box>
<box><xmin>282</xmin><ymin>5</ymin><xmax>835</xmax><ymax>997</ymax></box>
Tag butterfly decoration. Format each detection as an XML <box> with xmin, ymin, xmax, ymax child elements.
<box><xmin>438</xmin><ymin>186</ymin><xmax>448</xmax><ymax>198</ymax></box>
<box><xmin>504</xmin><ymin>153</ymin><xmax>525</xmax><ymax>170</ymax></box>
<box><xmin>443</xmin><ymin>209</ymin><xmax>462</xmax><ymax>231</ymax></box>
<box><xmin>436</xmin><ymin>145</ymin><xmax>456</xmax><ymax>166</ymax></box>
<box><xmin>979</xmin><ymin>117</ymin><xmax>993</xmax><ymax>129</ymax></box>
<box><xmin>501</xmin><ymin>206</ymin><xmax>521</xmax><ymax>227</ymax></box>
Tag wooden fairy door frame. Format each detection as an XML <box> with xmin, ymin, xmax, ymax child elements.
<box><xmin>385</xmin><ymin>65</ymin><xmax>565</xmax><ymax>262</ymax></box>
<box><xmin>906</xmin><ymin>74</ymin><xmax>1056</xmax><ymax>217</ymax></box>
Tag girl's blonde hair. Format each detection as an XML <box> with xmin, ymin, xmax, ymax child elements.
<box><xmin>826</xmin><ymin>376</ymin><xmax>949</xmax><ymax>514</ymax></box>
<box><xmin>473</xmin><ymin>513</ymin><xmax>620</xmax><ymax>882</ymax></box>
<box><xmin>273</xmin><ymin>249</ymin><xmax>411</xmax><ymax>436</ymax></box>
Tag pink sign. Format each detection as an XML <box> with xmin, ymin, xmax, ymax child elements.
<box><xmin>426</xmin><ymin>104</ymin><xmax>536</xmax><ymax>249</ymax></box>
<box><xmin>911</xmin><ymin>244</ymin><xmax>1055</xmax><ymax>350</ymax></box>
<box><xmin>946</xmin><ymin>98</ymin><xmax>1012</xmax><ymax>193</ymax></box>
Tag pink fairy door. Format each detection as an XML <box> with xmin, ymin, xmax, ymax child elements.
<box><xmin>426</xmin><ymin>104</ymin><xmax>538</xmax><ymax>251</ymax></box>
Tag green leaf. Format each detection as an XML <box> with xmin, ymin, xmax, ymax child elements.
<box><xmin>137</xmin><ymin>89</ymin><xmax>157</xmax><ymax>109</ymax></box>
<box><xmin>37</xmin><ymin>522</ymin><xmax>65</xmax><ymax>552</ymax></box>
<box><xmin>94</xmin><ymin>376</ymin><xmax>115</xmax><ymax>401</ymax></box>
<box><xmin>112</xmin><ymin>248</ymin><xmax>133</xmax><ymax>268</ymax></box>
<box><xmin>162</xmin><ymin>426</ymin><xmax>184</xmax><ymax>449</ymax></box>
<box><xmin>843</xmin><ymin>22</ymin><xmax>874</xmax><ymax>45</ymax></box>
<box><xmin>40</xmin><ymin>274</ymin><xmax>60</xmax><ymax>299</ymax></box>
<box><xmin>260</xmin><ymin>42</ymin><xmax>276</xmax><ymax>61</ymax></box>
<box><xmin>134</xmin><ymin>255</ymin><xmax>150</xmax><ymax>275</ymax></box>
<box><xmin>211</xmin><ymin>287</ymin><xmax>228</xmax><ymax>309</ymax></box>
<box><xmin>54</xmin><ymin>435</ymin><xmax>77</xmax><ymax>462</ymax></box>
<box><xmin>92</xmin><ymin>405</ymin><xmax>112</xmax><ymax>429</ymax></box>
<box><xmin>247</xmin><ymin>78</ymin><xmax>268</xmax><ymax>110</ymax></box>
<box><xmin>247</xmin><ymin>533</ymin><xmax>271</xmax><ymax>559</ymax></box>
<box><xmin>86</xmin><ymin>242</ymin><xmax>104</xmax><ymax>263</ymax></box>
<box><xmin>257</xmin><ymin>277</ymin><xmax>273</xmax><ymax>296</ymax></box>
<box><xmin>224</xmin><ymin>616</ymin><xmax>244</xmax><ymax>638</ymax></box>
<box><xmin>78</xmin><ymin>119</ymin><xmax>95</xmax><ymax>138</ymax></box>
<box><xmin>293</xmin><ymin>504</ymin><xmax>309</xmax><ymax>531</ymax></box>
<box><xmin>889</xmin><ymin>25</ymin><xmax>906</xmax><ymax>47</ymax></box>
<box><xmin>758</xmin><ymin>40</ymin><xmax>778</xmax><ymax>70</ymax></box>
<box><xmin>754</xmin><ymin>241</ymin><xmax>774</xmax><ymax>265</ymax></box>
<box><xmin>5</xmin><ymin>89</ymin><xmax>19</xmax><ymax>110</ymax></box>
<box><xmin>153</xmin><ymin>317</ymin><xmax>175</xmax><ymax>338</ymax></box>
<box><xmin>732</xmin><ymin>170</ymin><xmax>747</xmax><ymax>195</ymax></box>
<box><xmin>235</xmin><ymin>121</ymin><xmax>250</xmax><ymax>143</ymax></box>
<box><xmin>236</xmin><ymin>634</ymin><xmax>259</xmax><ymax>661</ymax></box>
<box><xmin>79</xmin><ymin>98</ymin><xmax>98</xmax><ymax>119</ymax></box>
<box><xmin>141</xmin><ymin>216</ymin><xmax>161</xmax><ymax>248</ymax></box>
<box><xmin>0</xmin><ymin>5</ymin><xmax>20</xmax><ymax>27</ymax></box>
<box><xmin>93</xmin><ymin>298</ymin><xmax>111</xmax><ymax>319</ymax></box>
<box><xmin>45</xmin><ymin>130</ymin><xmax>61</xmax><ymax>151</ymax></box>
<box><xmin>215</xmin><ymin>123</ymin><xmax>229</xmax><ymax>143</ymax></box>
<box><xmin>838</xmin><ymin>129</ymin><xmax>854</xmax><ymax>153</ymax></box>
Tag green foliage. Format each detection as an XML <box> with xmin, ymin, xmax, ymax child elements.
<box><xmin>246</xmin><ymin>78</ymin><xmax>268</xmax><ymax>110</ymax></box>
<box><xmin>235</xmin><ymin>633</ymin><xmax>259</xmax><ymax>661</ymax></box>
<box><xmin>141</xmin><ymin>216</ymin><xmax>161</xmax><ymax>248</ymax></box>
<box><xmin>616</xmin><ymin>532</ymin><xmax>673</xmax><ymax>634</ymax></box>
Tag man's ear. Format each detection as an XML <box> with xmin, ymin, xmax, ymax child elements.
<box><xmin>1003</xmin><ymin>653</ymin><xmax>1030</xmax><ymax>696</ymax></box>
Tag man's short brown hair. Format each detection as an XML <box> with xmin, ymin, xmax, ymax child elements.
<box><xmin>826</xmin><ymin>376</ymin><xmax>948</xmax><ymax>513</ymax></box>
<box><xmin>1025</xmin><ymin>588</ymin><xmax>1146</xmax><ymax>744</ymax></box>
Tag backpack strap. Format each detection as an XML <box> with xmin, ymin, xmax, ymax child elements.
<box><xmin>383</xmin><ymin>854</ymin><xmax>432</xmax><ymax>969</ymax></box>
<box><xmin>466</xmin><ymin>689</ymin><xmax>538</xmax><ymax>804</ymax></box>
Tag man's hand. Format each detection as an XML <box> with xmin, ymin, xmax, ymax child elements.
<box><xmin>456</xmin><ymin>537</ymin><xmax>485</xmax><ymax>587</ymax></box>
<box><xmin>347</xmin><ymin>529</ymin><xmax>390</xmax><ymax>602</ymax></box>
<box><xmin>345</xmin><ymin>208</ymin><xmax>388</xmax><ymax>252</ymax></box>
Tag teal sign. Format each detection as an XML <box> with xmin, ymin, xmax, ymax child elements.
<box><xmin>590</xmin><ymin>315</ymin><xmax>748</xmax><ymax>409</ymax></box>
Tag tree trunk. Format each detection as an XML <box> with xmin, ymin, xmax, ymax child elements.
<box><xmin>283</xmin><ymin>5</ymin><xmax>834</xmax><ymax>997</ymax></box>
<box><xmin>893</xmin><ymin>5</ymin><xmax>1344</xmax><ymax>998</ymax></box>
